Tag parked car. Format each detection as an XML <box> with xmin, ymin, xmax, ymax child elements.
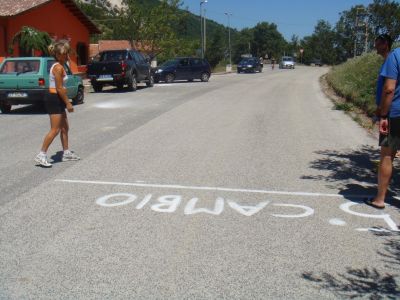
<box><xmin>87</xmin><ymin>49</ymin><xmax>154</xmax><ymax>92</ymax></box>
<box><xmin>279</xmin><ymin>56</ymin><xmax>295</xmax><ymax>69</ymax></box>
<box><xmin>311</xmin><ymin>59</ymin><xmax>323</xmax><ymax>67</ymax></box>
<box><xmin>153</xmin><ymin>57</ymin><xmax>211</xmax><ymax>83</ymax></box>
<box><xmin>0</xmin><ymin>57</ymin><xmax>84</xmax><ymax>114</ymax></box>
<box><xmin>237</xmin><ymin>57</ymin><xmax>263</xmax><ymax>73</ymax></box>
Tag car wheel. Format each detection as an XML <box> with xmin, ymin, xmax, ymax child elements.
<box><xmin>93</xmin><ymin>83</ymin><xmax>103</xmax><ymax>92</ymax></box>
<box><xmin>0</xmin><ymin>102</ymin><xmax>11</xmax><ymax>114</ymax></box>
<box><xmin>165</xmin><ymin>73</ymin><xmax>175</xmax><ymax>84</ymax></box>
<box><xmin>200</xmin><ymin>72</ymin><xmax>210</xmax><ymax>82</ymax></box>
<box><xmin>127</xmin><ymin>74</ymin><xmax>137</xmax><ymax>91</ymax></box>
<box><xmin>72</xmin><ymin>86</ymin><xmax>84</xmax><ymax>105</ymax></box>
<box><xmin>146</xmin><ymin>74</ymin><xmax>154</xmax><ymax>87</ymax></box>
<box><xmin>188</xmin><ymin>78</ymin><xmax>194</xmax><ymax>82</ymax></box>
<box><xmin>154</xmin><ymin>78</ymin><xmax>159</xmax><ymax>84</ymax></box>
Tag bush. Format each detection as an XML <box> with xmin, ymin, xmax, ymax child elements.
<box><xmin>326</xmin><ymin>52</ymin><xmax>383</xmax><ymax>116</ymax></box>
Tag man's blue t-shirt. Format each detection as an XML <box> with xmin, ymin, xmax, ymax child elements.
<box><xmin>376</xmin><ymin>64</ymin><xmax>385</xmax><ymax>106</ymax></box>
<box><xmin>380</xmin><ymin>48</ymin><xmax>400</xmax><ymax>118</ymax></box>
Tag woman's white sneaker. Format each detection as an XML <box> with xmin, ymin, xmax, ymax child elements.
<box><xmin>62</xmin><ymin>151</ymin><xmax>80</xmax><ymax>162</ymax></box>
<box><xmin>35</xmin><ymin>154</ymin><xmax>52</xmax><ymax>168</ymax></box>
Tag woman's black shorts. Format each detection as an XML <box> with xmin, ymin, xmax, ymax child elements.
<box><xmin>44</xmin><ymin>92</ymin><xmax>66</xmax><ymax>114</ymax></box>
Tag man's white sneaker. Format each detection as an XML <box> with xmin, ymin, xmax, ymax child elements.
<box><xmin>62</xmin><ymin>151</ymin><xmax>80</xmax><ymax>162</ymax></box>
<box><xmin>35</xmin><ymin>154</ymin><xmax>52</xmax><ymax>168</ymax></box>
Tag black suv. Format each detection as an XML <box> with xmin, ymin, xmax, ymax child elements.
<box><xmin>153</xmin><ymin>57</ymin><xmax>211</xmax><ymax>83</ymax></box>
<box><xmin>87</xmin><ymin>49</ymin><xmax>154</xmax><ymax>92</ymax></box>
<box><xmin>237</xmin><ymin>57</ymin><xmax>263</xmax><ymax>73</ymax></box>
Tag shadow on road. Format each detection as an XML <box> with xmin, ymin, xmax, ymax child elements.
<box><xmin>50</xmin><ymin>151</ymin><xmax>63</xmax><ymax>164</ymax></box>
<box><xmin>90</xmin><ymin>85</ymin><xmax>148</xmax><ymax>94</ymax></box>
<box><xmin>302</xmin><ymin>232</ymin><xmax>400</xmax><ymax>299</ymax></box>
<box><xmin>301</xmin><ymin>145</ymin><xmax>400</xmax><ymax>298</ymax></box>
<box><xmin>301</xmin><ymin>145</ymin><xmax>400</xmax><ymax>197</ymax></box>
<box><xmin>4</xmin><ymin>104</ymin><xmax>47</xmax><ymax>115</ymax></box>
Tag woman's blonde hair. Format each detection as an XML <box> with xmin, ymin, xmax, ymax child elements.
<box><xmin>48</xmin><ymin>40</ymin><xmax>71</xmax><ymax>58</ymax></box>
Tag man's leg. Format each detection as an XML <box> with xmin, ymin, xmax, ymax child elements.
<box><xmin>372</xmin><ymin>146</ymin><xmax>396</xmax><ymax>207</ymax></box>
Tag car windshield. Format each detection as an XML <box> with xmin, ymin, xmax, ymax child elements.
<box><xmin>240</xmin><ymin>59</ymin><xmax>254</xmax><ymax>64</ymax></box>
<box><xmin>99</xmin><ymin>51</ymin><xmax>127</xmax><ymax>62</ymax></box>
<box><xmin>283</xmin><ymin>57</ymin><xmax>293</xmax><ymax>62</ymax></box>
<box><xmin>161</xmin><ymin>59</ymin><xmax>179</xmax><ymax>67</ymax></box>
<box><xmin>0</xmin><ymin>60</ymin><xmax>41</xmax><ymax>74</ymax></box>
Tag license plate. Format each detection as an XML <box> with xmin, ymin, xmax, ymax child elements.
<box><xmin>7</xmin><ymin>92</ymin><xmax>28</xmax><ymax>98</ymax></box>
<box><xmin>98</xmin><ymin>75</ymin><xmax>113</xmax><ymax>80</ymax></box>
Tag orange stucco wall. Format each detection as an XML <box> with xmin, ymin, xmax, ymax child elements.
<box><xmin>0</xmin><ymin>0</ymin><xmax>90</xmax><ymax>73</ymax></box>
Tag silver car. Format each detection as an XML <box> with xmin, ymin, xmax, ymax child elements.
<box><xmin>279</xmin><ymin>56</ymin><xmax>295</xmax><ymax>69</ymax></box>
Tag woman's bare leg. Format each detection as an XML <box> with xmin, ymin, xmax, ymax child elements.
<box><xmin>40</xmin><ymin>114</ymin><xmax>63</xmax><ymax>152</ymax></box>
<box><xmin>60</xmin><ymin>111</ymin><xmax>69</xmax><ymax>151</ymax></box>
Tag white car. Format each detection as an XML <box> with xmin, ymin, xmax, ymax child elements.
<box><xmin>279</xmin><ymin>56</ymin><xmax>295</xmax><ymax>69</ymax></box>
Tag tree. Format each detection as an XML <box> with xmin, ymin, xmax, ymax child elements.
<box><xmin>9</xmin><ymin>26</ymin><xmax>52</xmax><ymax>56</ymax></box>
<box><xmin>300</xmin><ymin>20</ymin><xmax>339</xmax><ymax>65</ymax></box>
<box><xmin>206</xmin><ymin>27</ymin><xmax>225</xmax><ymax>67</ymax></box>
<box><xmin>368</xmin><ymin>0</ymin><xmax>400</xmax><ymax>40</ymax></box>
<box><xmin>252</xmin><ymin>22</ymin><xmax>287</xmax><ymax>59</ymax></box>
<box><xmin>118</xmin><ymin>0</ymin><xmax>184</xmax><ymax>60</ymax></box>
<box><xmin>233</xmin><ymin>27</ymin><xmax>253</xmax><ymax>62</ymax></box>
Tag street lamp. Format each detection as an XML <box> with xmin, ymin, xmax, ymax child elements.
<box><xmin>225</xmin><ymin>12</ymin><xmax>232</xmax><ymax>70</ymax></box>
<box><xmin>200</xmin><ymin>0</ymin><xmax>208</xmax><ymax>58</ymax></box>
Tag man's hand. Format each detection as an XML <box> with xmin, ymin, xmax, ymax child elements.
<box><xmin>379</xmin><ymin>118</ymin><xmax>389</xmax><ymax>135</ymax></box>
<box><xmin>66</xmin><ymin>103</ymin><xmax>74</xmax><ymax>113</ymax></box>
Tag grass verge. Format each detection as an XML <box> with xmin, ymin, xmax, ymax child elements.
<box><xmin>326</xmin><ymin>52</ymin><xmax>383</xmax><ymax>117</ymax></box>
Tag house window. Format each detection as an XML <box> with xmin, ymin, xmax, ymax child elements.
<box><xmin>76</xmin><ymin>42</ymin><xmax>87</xmax><ymax>65</ymax></box>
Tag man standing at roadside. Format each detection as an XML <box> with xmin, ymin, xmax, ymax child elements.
<box><xmin>365</xmin><ymin>34</ymin><xmax>400</xmax><ymax>209</ymax></box>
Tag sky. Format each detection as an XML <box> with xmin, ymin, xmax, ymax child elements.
<box><xmin>182</xmin><ymin>0</ymin><xmax>378</xmax><ymax>40</ymax></box>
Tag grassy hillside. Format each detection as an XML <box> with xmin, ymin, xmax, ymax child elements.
<box><xmin>326</xmin><ymin>52</ymin><xmax>383</xmax><ymax>116</ymax></box>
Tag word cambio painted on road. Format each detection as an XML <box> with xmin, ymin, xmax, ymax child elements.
<box><xmin>96</xmin><ymin>193</ymin><xmax>398</xmax><ymax>231</ymax></box>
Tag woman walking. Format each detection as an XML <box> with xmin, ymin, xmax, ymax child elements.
<box><xmin>35</xmin><ymin>40</ymin><xmax>80</xmax><ymax>167</ymax></box>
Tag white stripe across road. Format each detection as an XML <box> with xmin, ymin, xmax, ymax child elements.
<box><xmin>55</xmin><ymin>179</ymin><xmax>374</xmax><ymax>199</ymax></box>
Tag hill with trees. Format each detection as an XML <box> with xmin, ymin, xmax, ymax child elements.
<box><xmin>76</xmin><ymin>0</ymin><xmax>400</xmax><ymax>67</ymax></box>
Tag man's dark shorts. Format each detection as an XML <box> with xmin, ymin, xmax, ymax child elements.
<box><xmin>379</xmin><ymin>117</ymin><xmax>400</xmax><ymax>151</ymax></box>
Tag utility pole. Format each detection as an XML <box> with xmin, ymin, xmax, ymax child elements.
<box><xmin>204</xmin><ymin>9</ymin><xmax>207</xmax><ymax>57</ymax></box>
<box><xmin>354</xmin><ymin>7</ymin><xmax>369</xmax><ymax>57</ymax></box>
<box><xmin>354</xmin><ymin>10</ymin><xmax>359</xmax><ymax>58</ymax></box>
<box><xmin>200</xmin><ymin>0</ymin><xmax>207</xmax><ymax>58</ymax></box>
<box><xmin>225</xmin><ymin>12</ymin><xmax>232</xmax><ymax>68</ymax></box>
<box><xmin>365</xmin><ymin>19</ymin><xmax>369</xmax><ymax>54</ymax></box>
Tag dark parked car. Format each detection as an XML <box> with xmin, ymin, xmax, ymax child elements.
<box><xmin>237</xmin><ymin>57</ymin><xmax>263</xmax><ymax>73</ymax></box>
<box><xmin>87</xmin><ymin>49</ymin><xmax>154</xmax><ymax>92</ymax></box>
<box><xmin>312</xmin><ymin>59</ymin><xmax>323</xmax><ymax>67</ymax></box>
<box><xmin>153</xmin><ymin>57</ymin><xmax>211</xmax><ymax>83</ymax></box>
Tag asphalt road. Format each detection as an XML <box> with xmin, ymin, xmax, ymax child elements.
<box><xmin>1</xmin><ymin>66</ymin><xmax>399</xmax><ymax>299</ymax></box>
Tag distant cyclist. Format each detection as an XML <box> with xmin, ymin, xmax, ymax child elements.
<box><xmin>35</xmin><ymin>40</ymin><xmax>80</xmax><ymax>167</ymax></box>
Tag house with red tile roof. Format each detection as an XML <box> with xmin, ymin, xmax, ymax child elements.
<box><xmin>0</xmin><ymin>0</ymin><xmax>100</xmax><ymax>73</ymax></box>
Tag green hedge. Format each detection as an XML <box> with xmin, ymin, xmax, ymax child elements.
<box><xmin>326</xmin><ymin>52</ymin><xmax>383</xmax><ymax>116</ymax></box>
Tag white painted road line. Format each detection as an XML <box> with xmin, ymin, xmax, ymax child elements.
<box><xmin>55</xmin><ymin>179</ymin><xmax>375</xmax><ymax>199</ymax></box>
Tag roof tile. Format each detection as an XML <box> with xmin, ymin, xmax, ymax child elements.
<box><xmin>0</xmin><ymin>0</ymin><xmax>50</xmax><ymax>16</ymax></box>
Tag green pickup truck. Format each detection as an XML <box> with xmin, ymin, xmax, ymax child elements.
<box><xmin>0</xmin><ymin>57</ymin><xmax>84</xmax><ymax>113</ymax></box>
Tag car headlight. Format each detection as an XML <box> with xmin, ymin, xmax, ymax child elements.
<box><xmin>247</xmin><ymin>65</ymin><xmax>252</xmax><ymax>68</ymax></box>
<box><xmin>155</xmin><ymin>69</ymin><xmax>163</xmax><ymax>73</ymax></box>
